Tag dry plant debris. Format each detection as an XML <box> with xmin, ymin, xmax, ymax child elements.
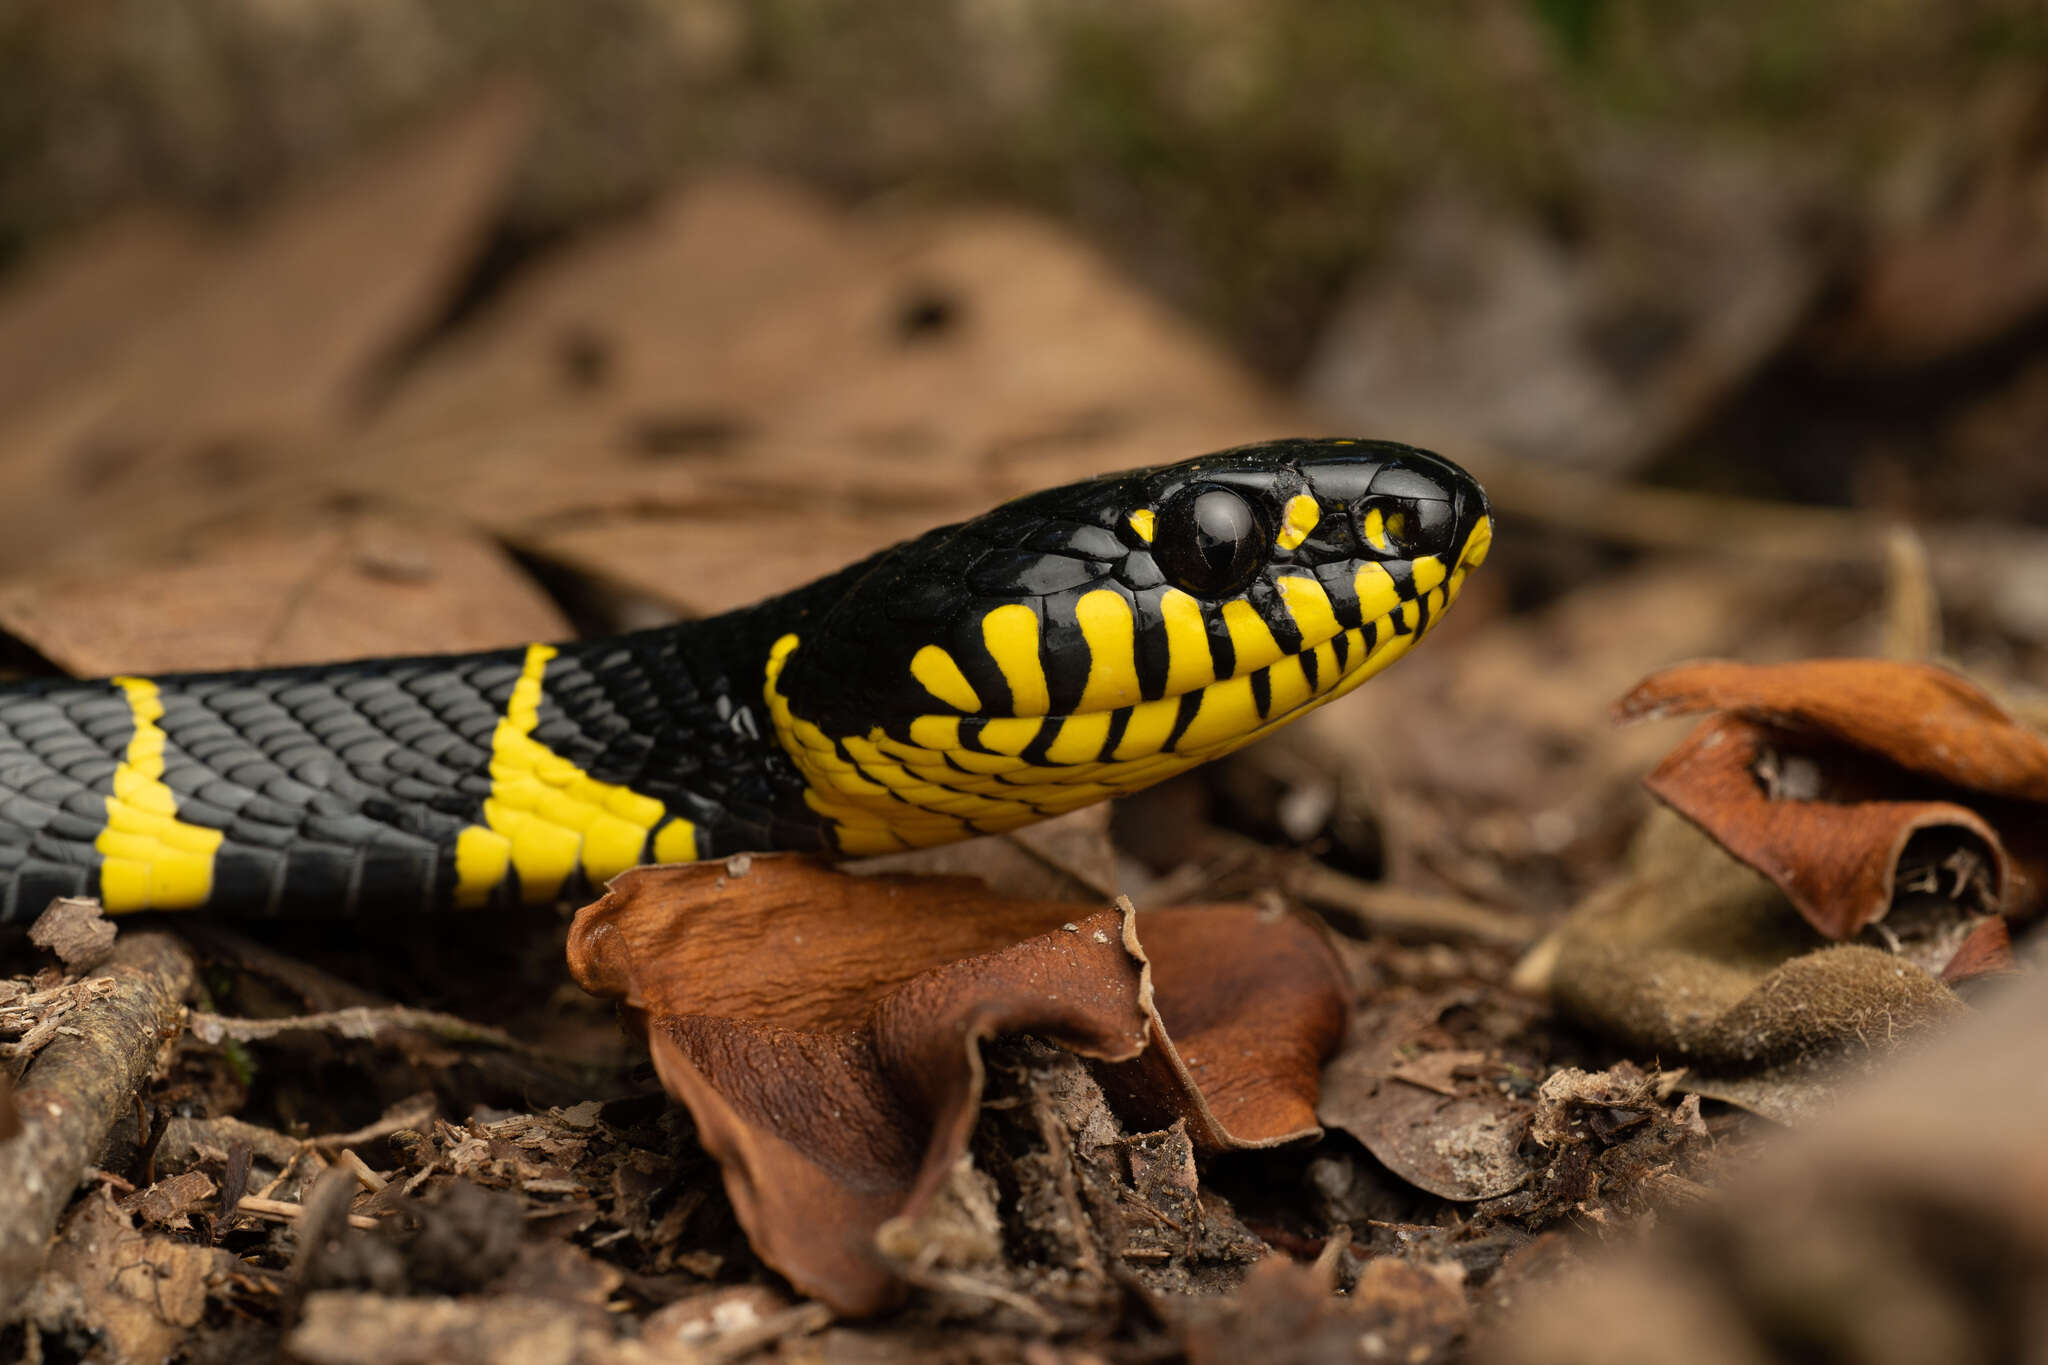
<box><xmin>2</xmin><ymin>51</ymin><xmax>2047</xmax><ymax>1364</ymax></box>
<box><xmin>567</xmin><ymin>855</ymin><xmax>1348</xmax><ymax>1314</ymax></box>
<box><xmin>1534</xmin><ymin>655</ymin><xmax>2048</xmax><ymax>1123</ymax></box>
<box><xmin>1479</xmin><ymin>972</ymin><xmax>2048</xmax><ymax>1365</ymax></box>
<box><xmin>1619</xmin><ymin>657</ymin><xmax>2048</xmax><ymax>942</ymax></box>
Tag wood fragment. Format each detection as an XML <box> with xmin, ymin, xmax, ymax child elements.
<box><xmin>306</xmin><ymin>1095</ymin><xmax>437</xmax><ymax>1153</ymax></box>
<box><xmin>700</xmin><ymin>1301</ymin><xmax>836</xmax><ymax>1364</ymax></box>
<box><xmin>188</xmin><ymin>1005</ymin><xmax>627</xmax><ymax>1097</ymax></box>
<box><xmin>335</xmin><ymin>1148</ymin><xmax>388</xmax><ymax>1193</ymax></box>
<box><xmin>0</xmin><ymin>932</ymin><xmax>196</xmax><ymax>1316</ymax></box>
<box><xmin>1282</xmin><ymin>863</ymin><xmax>1540</xmax><ymax>947</ymax></box>
<box><xmin>1881</xmin><ymin>523</ymin><xmax>1942</xmax><ymax>662</ymax></box>
<box><xmin>240</xmin><ymin>1195</ymin><xmax>378</xmax><ymax>1232</ymax></box>
<box><xmin>158</xmin><ymin>1114</ymin><xmax>301</xmax><ymax>1169</ymax></box>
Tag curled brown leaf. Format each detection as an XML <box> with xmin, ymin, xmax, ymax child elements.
<box><xmin>1618</xmin><ymin>658</ymin><xmax>2048</xmax><ymax>947</ymax></box>
<box><xmin>567</xmin><ymin>855</ymin><xmax>1347</xmax><ymax>1313</ymax></box>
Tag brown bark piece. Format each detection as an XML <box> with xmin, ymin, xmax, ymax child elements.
<box><xmin>23</xmin><ymin>1189</ymin><xmax>233</xmax><ymax>1364</ymax></box>
<box><xmin>0</xmin><ymin>932</ymin><xmax>198</xmax><ymax>1316</ymax></box>
<box><xmin>26</xmin><ymin>896</ymin><xmax>117</xmax><ymax>971</ymax></box>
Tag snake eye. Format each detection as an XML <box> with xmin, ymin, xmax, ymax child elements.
<box><xmin>1353</xmin><ymin>495</ymin><xmax>1455</xmax><ymax>560</ymax></box>
<box><xmin>1156</xmin><ymin>484</ymin><xmax>1267</xmax><ymax>596</ymax></box>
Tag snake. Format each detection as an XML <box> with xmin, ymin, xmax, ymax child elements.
<box><xmin>0</xmin><ymin>439</ymin><xmax>1490</xmax><ymax>921</ymax></box>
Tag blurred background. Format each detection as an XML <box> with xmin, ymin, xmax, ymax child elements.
<box><xmin>0</xmin><ymin>0</ymin><xmax>2045</xmax><ymax>913</ymax></box>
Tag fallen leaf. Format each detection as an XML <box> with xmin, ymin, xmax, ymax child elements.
<box><xmin>567</xmin><ymin>856</ymin><xmax>1347</xmax><ymax>1313</ymax></box>
<box><xmin>1103</xmin><ymin>904</ymin><xmax>1349</xmax><ymax>1150</ymax></box>
<box><xmin>1478</xmin><ymin>958</ymin><xmax>2048</xmax><ymax>1365</ymax></box>
<box><xmin>1618</xmin><ymin>658</ymin><xmax>2048</xmax><ymax>944</ymax></box>
<box><xmin>0</xmin><ymin>84</ymin><xmax>536</xmax><ymax>577</ymax></box>
<box><xmin>1318</xmin><ymin>1001</ymin><xmax>1530</xmax><ymax>1202</ymax></box>
<box><xmin>1182</xmin><ymin>1256</ymin><xmax>1467</xmax><ymax>1365</ymax></box>
<box><xmin>1641</xmin><ymin>713</ymin><xmax>2007</xmax><ymax>941</ymax></box>
<box><xmin>0</xmin><ymin>211</ymin><xmax>211</xmax><ymax>425</ymax></box>
<box><xmin>0</xmin><ymin>507</ymin><xmax>569</xmax><ymax>675</ymax></box>
<box><xmin>349</xmin><ymin>177</ymin><xmax>1287</xmax><ymax>611</ymax></box>
<box><xmin>1617</xmin><ymin>658</ymin><xmax>2048</xmax><ymax>801</ymax></box>
<box><xmin>1539</xmin><ymin>809</ymin><xmax>1971</xmax><ymax>1124</ymax></box>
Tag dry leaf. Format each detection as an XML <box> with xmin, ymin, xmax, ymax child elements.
<box><xmin>0</xmin><ymin>508</ymin><xmax>569</xmax><ymax>675</ymax></box>
<box><xmin>1619</xmin><ymin>658</ymin><xmax>2048</xmax><ymax>943</ymax></box>
<box><xmin>350</xmin><ymin>177</ymin><xmax>1287</xmax><ymax>612</ymax></box>
<box><xmin>1541</xmin><ymin>810</ymin><xmax>1970</xmax><ymax>1124</ymax></box>
<box><xmin>1318</xmin><ymin>1000</ymin><xmax>1530</xmax><ymax>1202</ymax></box>
<box><xmin>1183</xmin><ymin>1256</ymin><xmax>1467</xmax><ymax>1365</ymax></box>
<box><xmin>0</xmin><ymin>212</ymin><xmax>211</xmax><ymax>425</ymax></box>
<box><xmin>1102</xmin><ymin>903</ymin><xmax>1349</xmax><ymax>1150</ymax></box>
<box><xmin>0</xmin><ymin>84</ymin><xmax>536</xmax><ymax>577</ymax></box>
<box><xmin>567</xmin><ymin>855</ymin><xmax>1347</xmax><ymax>1313</ymax></box>
<box><xmin>1479</xmin><ymin>969</ymin><xmax>2048</xmax><ymax>1365</ymax></box>
<box><xmin>1617</xmin><ymin>658</ymin><xmax>2048</xmax><ymax>801</ymax></box>
<box><xmin>1643</xmin><ymin>714</ymin><xmax>2008</xmax><ymax>941</ymax></box>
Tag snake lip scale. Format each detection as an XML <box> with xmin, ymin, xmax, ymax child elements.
<box><xmin>0</xmin><ymin>438</ymin><xmax>1489</xmax><ymax>920</ymax></box>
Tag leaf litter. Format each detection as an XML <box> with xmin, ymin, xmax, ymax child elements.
<box><xmin>0</xmin><ymin>72</ymin><xmax>2046</xmax><ymax>1365</ymax></box>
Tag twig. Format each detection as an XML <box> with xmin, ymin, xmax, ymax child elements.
<box><xmin>1281</xmin><ymin>862</ymin><xmax>1540</xmax><ymax>947</ymax></box>
<box><xmin>189</xmin><ymin>1005</ymin><xmax>623</xmax><ymax>1086</ymax></box>
<box><xmin>191</xmin><ymin>1005</ymin><xmax>531</xmax><ymax>1052</ymax></box>
<box><xmin>240</xmin><ymin>1194</ymin><xmax>378</xmax><ymax>1232</ymax></box>
<box><xmin>0</xmin><ymin>932</ymin><xmax>197</xmax><ymax>1316</ymax></box>
<box><xmin>1464</xmin><ymin>455</ymin><xmax>1881</xmax><ymax>564</ymax></box>
<box><xmin>699</xmin><ymin>1301</ymin><xmax>835</xmax><ymax>1365</ymax></box>
<box><xmin>1311</xmin><ymin>1222</ymin><xmax>1351</xmax><ymax>1289</ymax></box>
<box><xmin>305</xmin><ymin>1095</ymin><xmax>436</xmax><ymax>1153</ymax></box>
<box><xmin>1881</xmin><ymin>523</ymin><xmax>1941</xmax><ymax>662</ymax></box>
<box><xmin>335</xmin><ymin>1148</ymin><xmax>387</xmax><ymax>1193</ymax></box>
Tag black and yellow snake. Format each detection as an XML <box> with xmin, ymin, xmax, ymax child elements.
<box><xmin>0</xmin><ymin>439</ymin><xmax>1490</xmax><ymax>920</ymax></box>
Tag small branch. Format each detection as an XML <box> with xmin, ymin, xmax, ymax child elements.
<box><xmin>0</xmin><ymin>931</ymin><xmax>197</xmax><ymax>1316</ymax></box>
<box><xmin>335</xmin><ymin>1148</ymin><xmax>387</xmax><ymax>1193</ymax></box>
<box><xmin>1281</xmin><ymin>861</ymin><xmax>1540</xmax><ymax>947</ymax></box>
<box><xmin>240</xmin><ymin>1193</ymin><xmax>378</xmax><ymax>1232</ymax></box>
<box><xmin>188</xmin><ymin>1005</ymin><xmax>621</xmax><ymax>1088</ymax></box>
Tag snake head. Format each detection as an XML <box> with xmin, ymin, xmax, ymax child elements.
<box><xmin>765</xmin><ymin>438</ymin><xmax>1492</xmax><ymax>854</ymax></box>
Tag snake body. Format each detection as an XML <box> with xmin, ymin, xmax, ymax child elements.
<box><xmin>0</xmin><ymin>439</ymin><xmax>1490</xmax><ymax>920</ymax></box>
